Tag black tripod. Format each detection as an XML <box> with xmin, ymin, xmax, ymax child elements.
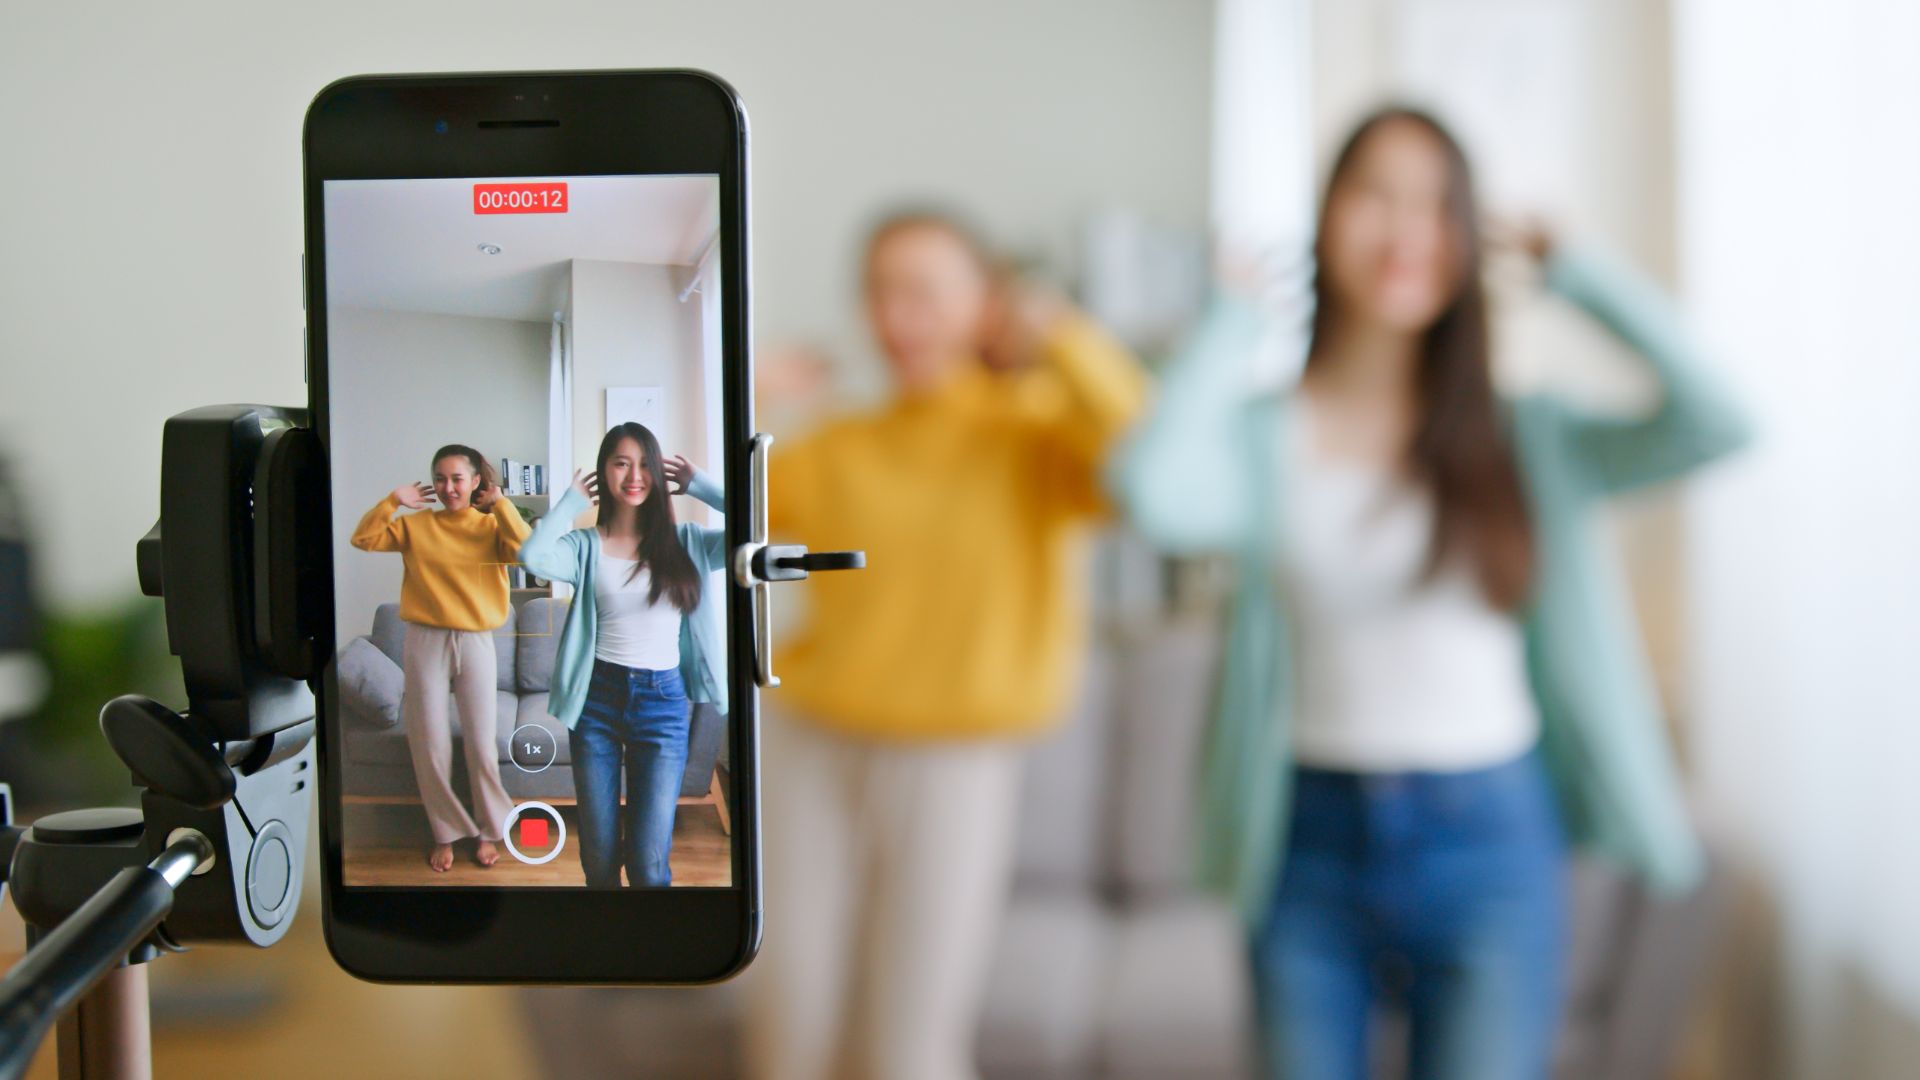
<box><xmin>1</xmin><ymin>807</ymin><xmax>212</xmax><ymax>1079</ymax></box>
<box><xmin>0</xmin><ymin>405</ymin><xmax>325</xmax><ymax>1080</ymax></box>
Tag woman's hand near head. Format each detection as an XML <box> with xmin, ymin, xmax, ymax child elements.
<box><xmin>980</xmin><ymin>276</ymin><xmax>1072</xmax><ymax>372</ymax></box>
<box><xmin>1211</xmin><ymin>236</ymin><xmax>1315</xmax><ymax>321</ymax></box>
<box><xmin>471</xmin><ymin>483</ymin><xmax>503</xmax><ymax>512</ymax></box>
<box><xmin>662</xmin><ymin>454</ymin><xmax>695</xmax><ymax>495</ymax></box>
<box><xmin>392</xmin><ymin>481</ymin><xmax>434</xmax><ymax>510</ymax></box>
<box><xmin>570</xmin><ymin>468</ymin><xmax>600</xmax><ymax>506</ymax></box>
<box><xmin>1484</xmin><ymin>215</ymin><xmax>1557</xmax><ymax>268</ymax></box>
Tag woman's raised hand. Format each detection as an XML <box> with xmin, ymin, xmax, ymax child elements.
<box><xmin>393</xmin><ymin>481</ymin><xmax>434</xmax><ymax>510</ymax></box>
<box><xmin>662</xmin><ymin>454</ymin><xmax>695</xmax><ymax>495</ymax></box>
<box><xmin>1484</xmin><ymin>215</ymin><xmax>1557</xmax><ymax>267</ymax></box>
<box><xmin>979</xmin><ymin>277</ymin><xmax>1071</xmax><ymax>372</ymax></box>
<box><xmin>1213</xmin><ymin>237</ymin><xmax>1314</xmax><ymax>320</ymax></box>
<box><xmin>571</xmin><ymin>468</ymin><xmax>600</xmax><ymax>506</ymax></box>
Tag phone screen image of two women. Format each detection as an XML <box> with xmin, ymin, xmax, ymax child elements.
<box><xmin>323</xmin><ymin>173</ymin><xmax>732</xmax><ymax>889</ymax></box>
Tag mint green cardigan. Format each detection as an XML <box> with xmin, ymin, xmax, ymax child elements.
<box><xmin>1111</xmin><ymin>248</ymin><xmax>1753</xmax><ymax>922</ymax></box>
<box><xmin>517</xmin><ymin>471</ymin><xmax>728</xmax><ymax>729</ymax></box>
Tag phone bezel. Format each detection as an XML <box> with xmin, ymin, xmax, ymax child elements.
<box><xmin>303</xmin><ymin>69</ymin><xmax>759</xmax><ymax>984</ymax></box>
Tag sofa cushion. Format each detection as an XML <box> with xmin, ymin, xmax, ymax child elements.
<box><xmin>345</xmin><ymin>723</ymin><xmax>413</xmax><ymax>767</ymax></box>
<box><xmin>337</xmin><ymin>636</ymin><xmax>403</xmax><ymax>729</ymax></box>
<box><xmin>977</xmin><ymin>892</ymin><xmax>1114</xmax><ymax>1077</ymax></box>
<box><xmin>510</xmin><ymin>693</ymin><xmax>572</xmax><ymax>766</ymax></box>
<box><xmin>518</xmin><ymin>984</ymin><xmax>744</xmax><ymax>1079</ymax></box>
<box><xmin>1013</xmin><ymin>638</ymin><xmax>1114</xmax><ymax>893</ymax></box>
<box><xmin>1564</xmin><ymin>856</ymin><xmax>1636</xmax><ymax>1025</ymax></box>
<box><xmin>491</xmin><ymin>607</ymin><xmax>518</xmax><ymax>690</ymax></box>
<box><xmin>683</xmin><ymin>703</ymin><xmax>724</xmax><ymax>798</ymax></box>
<box><xmin>516</xmin><ymin>596</ymin><xmax>568</xmax><ymax>693</ymax></box>
<box><xmin>469</xmin><ymin>691</ymin><xmax>517</xmax><ymax>749</ymax></box>
<box><xmin>1110</xmin><ymin>618</ymin><xmax>1222</xmax><ymax>900</ymax></box>
<box><xmin>370</xmin><ymin>603</ymin><xmax>405</xmax><ymax>667</ymax></box>
<box><xmin>1579</xmin><ymin>847</ymin><xmax>1730</xmax><ymax>1080</ymax></box>
<box><xmin>1094</xmin><ymin>896</ymin><xmax>1251</xmax><ymax>1079</ymax></box>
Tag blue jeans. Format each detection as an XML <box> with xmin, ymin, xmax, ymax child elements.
<box><xmin>570</xmin><ymin>659</ymin><xmax>690</xmax><ymax>888</ymax></box>
<box><xmin>1251</xmin><ymin>752</ymin><xmax>1567</xmax><ymax>1080</ymax></box>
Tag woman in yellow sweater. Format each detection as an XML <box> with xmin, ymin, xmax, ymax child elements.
<box><xmin>351</xmin><ymin>444</ymin><xmax>530</xmax><ymax>872</ymax></box>
<box><xmin>743</xmin><ymin>212</ymin><xmax>1147</xmax><ymax>1080</ymax></box>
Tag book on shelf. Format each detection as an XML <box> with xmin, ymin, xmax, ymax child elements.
<box><xmin>495</xmin><ymin>457</ymin><xmax>550</xmax><ymax>498</ymax></box>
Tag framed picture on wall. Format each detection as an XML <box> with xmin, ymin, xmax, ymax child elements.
<box><xmin>606</xmin><ymin>385</ymin><xmax>666</xmax><ymax>431</ymax></box>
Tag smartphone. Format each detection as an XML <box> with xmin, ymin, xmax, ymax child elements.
<box><xmin>304</xmin><ymin>70</ymin><xmax>758</xmax><ymax>982</ymax></box>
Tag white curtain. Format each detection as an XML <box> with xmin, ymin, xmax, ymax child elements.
<box><xmin>1212</xmin><ymin>0</ymin><xmax>1314</xmax><ymax>250</ymax></box>
<box><xmin>1677</xmin><ymin>0</ymin><xmax>1920</xmax><ymax>1075</ymax></box>
<box><xmin>699</xmin><ymin>249</ymin><xmax>724</xmax><ymax>483</ymax></box>
<box><xmin>547</xmin><ymin>312</ymin><xmax>573</xmax><ymax>600</ymax></box>
<box><xmin>1212</xmin><ymin>0</ymin><xmax>1316</xmax><ymax>387</ymax></box>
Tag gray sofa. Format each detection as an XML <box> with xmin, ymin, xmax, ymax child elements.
<box><xmin>520</xmin><ymin>616</ymin><xmax>1726</xmax><ymax>1078</ymax></box>
<box><xmin>339</xmin><ymin>597</ymin><xmax>727</xmax><ymax>815</ymax></box>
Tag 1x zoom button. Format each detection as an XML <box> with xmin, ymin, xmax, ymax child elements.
<box><xmin>509</xmin><ymin>723</ymin><xmax>558</xmax><ymax>773</ymax></box>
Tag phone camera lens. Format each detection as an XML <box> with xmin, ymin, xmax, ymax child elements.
<box><xmin>432</xmin><ymin>119</ymin><xmax>449</xmax><ymax>135</ymax></box>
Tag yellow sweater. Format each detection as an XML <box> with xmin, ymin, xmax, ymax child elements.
<box><xmin>771</xmin><ymin>315</ymin><xmax>1147</xmax><ymax>741</ymax></box>
<box><xmin>350</xmin><ymin>495</ymin><xmax>531</xmax><ymax>631</ymax></box>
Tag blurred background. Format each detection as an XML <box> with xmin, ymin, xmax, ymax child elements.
<box><xmin>1</xmin><ymin>1</ymin><xmax>1915</xmax><ymax>1077</ymax></box>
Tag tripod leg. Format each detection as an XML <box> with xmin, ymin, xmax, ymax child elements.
<box><xmin>55</xmin><ymin>964</ymin><xmax>149</xmax><ymax>1080</ymax></box>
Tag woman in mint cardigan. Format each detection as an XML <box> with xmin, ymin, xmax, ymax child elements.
<box><xmin>519</xmin><ymin>422</ymin><xmax>727</xmax><ymax>887</ymax></box>
<box><xmin>1112</xmin><ymin>109</ymin><xmax>1750</xmax><ymax>1079</ymax></box>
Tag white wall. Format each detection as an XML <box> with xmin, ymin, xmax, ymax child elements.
<box><xmin>328</xmin><ymin>306</ymin><xmax>548</xmax><ymax>640</ymax></box>
<box><xmin>0</xmin><ymin>0</ymin><xmax>1213</xmax><ymax>611</ymax></box>
<box><xmin>566</xmin><ymin>259</ymin><xmax>711</xmax><ymax>525</ymax></box>
<box><xmin>1677</xmin><ymin>0</ymin><xmax>1920</xmax><ymax>1075</ymax></box>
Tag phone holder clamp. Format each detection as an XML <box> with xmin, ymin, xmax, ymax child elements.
<box><xmin>732</xmin><ymin>433</ymin><xmax>866</xmax><ymax>689</ymax></box>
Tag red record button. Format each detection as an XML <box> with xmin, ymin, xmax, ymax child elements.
<box><xmin>473</xmin><ymin>182</ymin><xmax>568</xmax><ymax>214</ymax></box>
<box><xmin>519</xmin><ymin>816</ymin><xmax>549</xmax><ymax>848</ymax></box>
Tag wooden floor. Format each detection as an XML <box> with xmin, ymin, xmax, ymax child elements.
<box><xmin>342</xmin><ymin>800</ymin><xmax>732</xmax><ymax>887</ymax></box>
<box><xmin>3</xmin><ymin>908</ymin><xmax>540</xmax><ymax>1080</ymax></box>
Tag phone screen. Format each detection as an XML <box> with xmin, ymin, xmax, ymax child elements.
<box><xmin>322</xmin><ymin>172</ymin><xmax>733</xmax><ymax>891</ymax></box>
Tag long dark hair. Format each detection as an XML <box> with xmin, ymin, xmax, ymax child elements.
<box><xmin>1306</xmin><ymin>106</ymin><xmax>1533</xmax><ymax>611</ymax></box>
<box><xmin>593</xmin><ymin>423</ymin><xmax>701</xmax><ymax>614</ymax></box>
<box><xmin>430</xmin><ymin>444</ymin><xmax>501</xmax><ymax>494</ymax></box>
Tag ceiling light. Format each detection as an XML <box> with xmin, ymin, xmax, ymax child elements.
<box><xmin>478</xmin><ymin>243</ymin><xmax>502</xmax><ymax>255</ymax></box>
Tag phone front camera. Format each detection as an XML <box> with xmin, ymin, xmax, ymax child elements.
<box><xmin>432</xmin><ymin>119</ymin><xmax>449</xmax><ymax>135</ymax></box>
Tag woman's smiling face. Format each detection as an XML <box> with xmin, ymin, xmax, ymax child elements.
<box><xmin>1317</xmin><ymin>117</ymin><xmax>1466</xmax><ymax>335</ymax></box>
<box><xmin>602</xmin><ymin>436</ymin><xmax>652</xmax><ymax>509</ymax></box>
<box><xmin>431</xmin><ymin>454</ymin><xmax>479</xmax><ymax>511</ymax></box>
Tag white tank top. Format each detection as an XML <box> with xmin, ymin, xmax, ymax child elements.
<box><xmin>1277</xmin><ymin>399</ymin><xmax>1538</xmax><ymax>772</ymax></box>
<box><xmin>593</xmin><ymin>551</ymin><xmax>683</xmax><ymax>671</ymax></box>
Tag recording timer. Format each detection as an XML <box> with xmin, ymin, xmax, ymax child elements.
<box><xmin>473</xmin><ymin>181</ymin><xmax>569</xmax><ymax>214</ymax></box>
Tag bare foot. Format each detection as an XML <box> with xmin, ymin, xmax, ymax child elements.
<box><xmin>428</xmin><ymin>843</ymin><xmax>453</xmax><ymax>872</ymax></box>
<box><xmin>474</xmin><ymin>840</ymin><xmax>500</xmax><ymax>868</ymax></box>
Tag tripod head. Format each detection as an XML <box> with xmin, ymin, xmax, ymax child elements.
<box><xmin>135</xmin><ymin>404</ymin><xmax>326</xmax><ymax>739</ymax></box>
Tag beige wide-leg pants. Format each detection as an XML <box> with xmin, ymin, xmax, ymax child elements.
<box><xmin>744</xmin><ymin>710</ymin><xmax>1025</xmax><ymax>1080</ymax></box>
<box><xmin>401</xmin><ymin>622</ymin><xmax>514</xmax><ymax>845</ymax></box>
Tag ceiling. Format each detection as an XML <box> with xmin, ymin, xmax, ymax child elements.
<box><xmin>322</xmin><ymin>174</ymin><xmax>717</xmax><ymax>322</ymax></box>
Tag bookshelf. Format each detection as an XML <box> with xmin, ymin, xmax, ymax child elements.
<box><xmin>502</xmin><ymin>469</ymin><xmax>553</xmax><ymax>607</ymax></box>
